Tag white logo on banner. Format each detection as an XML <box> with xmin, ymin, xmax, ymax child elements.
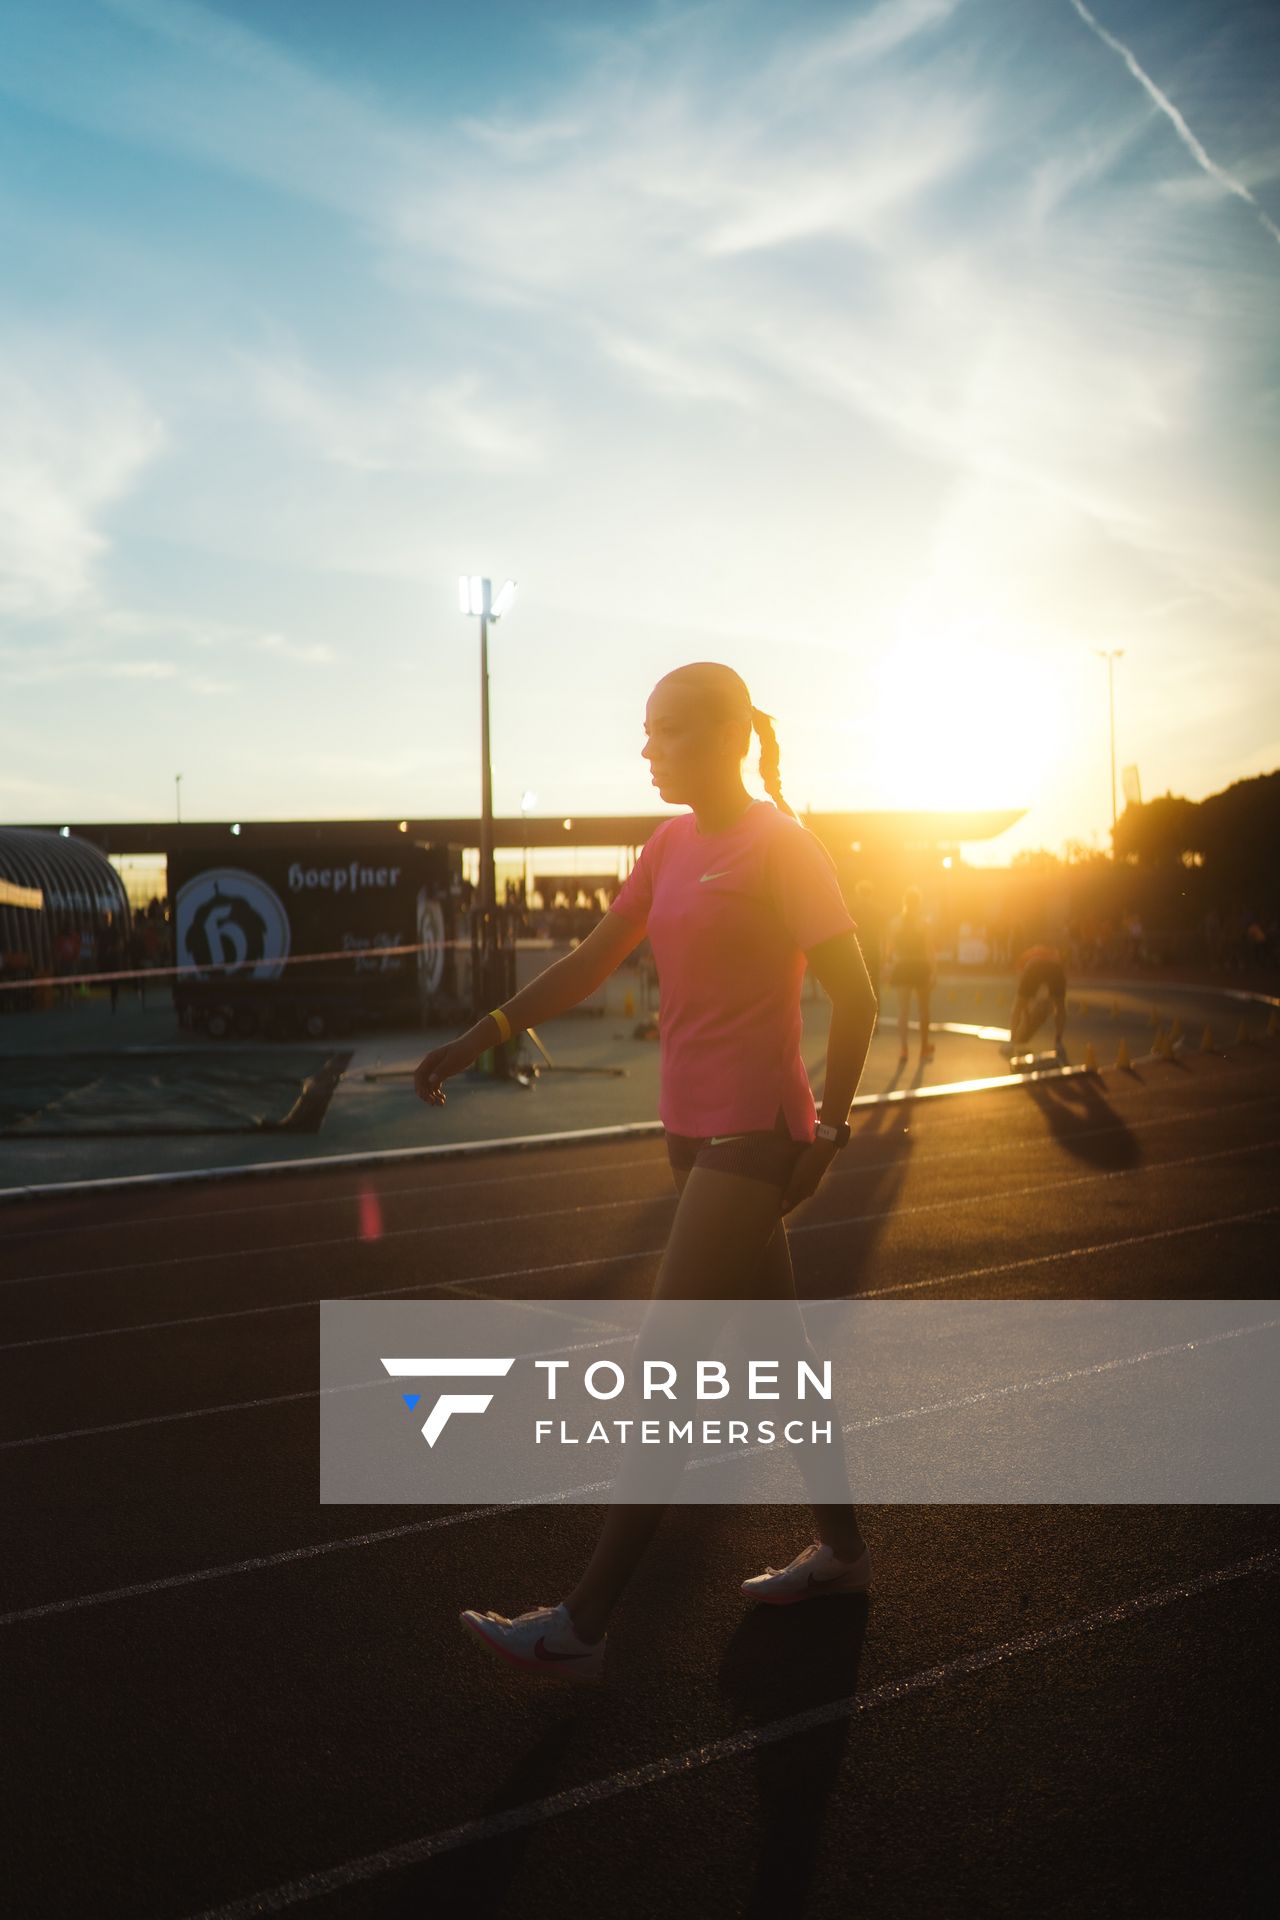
<box><xmin>175</xmin><ymin>869</ymin><xmax>291</xmax><ymax>981</ymax></box>
<box><xmin>380</xmin><ymin>1357</ymin><xmax>516</xmax><ymax>1446</ymax></box>
<box><xmin>415</xmin><ymin>890</ymin><xmax>445</xmax><ymax>994</ymax></box>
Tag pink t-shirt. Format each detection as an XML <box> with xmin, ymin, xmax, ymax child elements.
<box><xmin>609</xmin><ymin>798</ymin><xmax>858</xmax><ymax>1140</ymax></box>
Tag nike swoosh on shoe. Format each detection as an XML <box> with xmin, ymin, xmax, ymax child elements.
<box><xmin>806</xmin><ymin>1567</ymin><xmax>862</xmax><ymax>1589</ymax></box>
<box><xmin>534</xmin><ymin>1635</ymin><xmax>594</xmax><ymax>1663</ymax></box>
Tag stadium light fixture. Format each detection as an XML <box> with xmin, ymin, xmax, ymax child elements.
<box><xmin>458</xmin><ymin>571</ymin><xmax>519</xmax><ymax>1043</ymax></box>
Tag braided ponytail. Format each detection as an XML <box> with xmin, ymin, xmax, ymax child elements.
<box><xmin>750</xmin><ymin>706</ymin><xmax>800</xmax><ymax>822</ymax></box>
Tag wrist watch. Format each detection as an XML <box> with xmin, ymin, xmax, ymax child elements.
<box><xmin>814</xmin><ymin>1120</ymin><xmax>851</xmax><ymax>1148</ymax></box>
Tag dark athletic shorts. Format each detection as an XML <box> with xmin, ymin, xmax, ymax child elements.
<box><xmin>889</xmin><ymin>959</ymin><xmax>932</xmax><ymax>991</ymax></box>
<box><xmin>1017</xmin><ymin>959</ymin><xmax>1067</xmax><ymax>1002</ymax></box>
<box><xmin>664</xmin><ymin>1103</ymin><xmax>810</xmax><ymax>1191</ymax></box>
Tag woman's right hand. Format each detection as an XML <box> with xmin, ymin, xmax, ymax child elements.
<box><xmin>413</xmin><ymin>1036</ymin><xmax>477</xmax><ymax>1106</ymax></box>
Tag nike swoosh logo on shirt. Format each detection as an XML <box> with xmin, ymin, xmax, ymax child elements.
<box><xmin>700</xmin><ymin>869</ymin><xmax>732</xmax><ymax>882</ymax></box>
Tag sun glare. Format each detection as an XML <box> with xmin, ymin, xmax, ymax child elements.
<box><xmin>865</xmin><ymin>618</ymin><xmax>1063</xmax><ymax>812</ymax></box>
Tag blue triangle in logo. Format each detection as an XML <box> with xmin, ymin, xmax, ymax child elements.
<box><xmin>402</xmin><ymin>1393</ymin><xmax>420</xmax><ymax>1411</ymax></box>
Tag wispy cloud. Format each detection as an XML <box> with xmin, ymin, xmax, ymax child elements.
<box><xmin>247</xmin><ymin>354</ymin><xmax>545</xmax><ymax>473</ymax></box>
<box><xmin>1</xmin><ymin>0</ymin><xmax>1275</xmax><ymax>846</ymax></box>
<box><xmin>258</xmin><ymin>631</ymin><xmax>336</xmax><ymax>665</ymax></box>
<box><xmin>0</xmin><ymin>348</ymin><xmax>165</xmax><ymax>617</ymax></box>
<box><xmin>1067</xmin><ymin>0</ymin><xmax>1280</xmax><ymax>249</ymax></box>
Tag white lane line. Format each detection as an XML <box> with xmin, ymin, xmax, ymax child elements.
<box><xmin>8</xmin><ymin>1081</ymin><xmax>1278</xmax><ymax>1248</ymax></box>
<box><xmin>857</xmin><ymin>1203</ymin><xmax>1280</xmax><ymax>1296</ymax></box>
<box><xmin>9</xmin><ymin>1127</ymin><xmax>1276</xmax><ymax>1292</ymax></box>
<box><xmin>7</xmin><ymin>1026</ymin><xmax>1275</xmax><ymax>1209</ymax></box>
<box><xmin>5</xmin><ymin>1312</ymin><xmax>1275</xmax><ymax>1619</ymax></box>
<box><xmin>180</xmin><ymin>1548</ymin><xmax>1280</xmax><ymax>1917</ymax></box>
<box><xmin>4</xmin><ymin>1174</ymin><xmax>1278</xmax><ymax>1360</ymax></box>
<box><xmin>0</xmin><ymin>1507</ymin><xmax>518</xmax><ymax>1627</ymax></box>
<box><xmin>0</xmin><ymin>1053</ymin><xmax>1080</xmax><ymax>1210</ymax></box>
<box><xmin>680</xmin><ymin>1315</ymin><xmax>1280</xmax><ymax>1477</ymax></box>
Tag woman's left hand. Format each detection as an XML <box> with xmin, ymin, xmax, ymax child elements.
<box><xmin>779</xmin><ymin>1140</ymin><xmax>838</xmax><ymax>1217</ymax></box>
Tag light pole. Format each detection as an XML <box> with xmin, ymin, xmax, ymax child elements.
<box><xmin>175</xmin><ymin>773</ymin><xmax>183</xmax><ymax>825</ymax></box>
<box><xmin>458</xmin><ymin>575</ymin><xmax>517</xmax><ymax>911</ymax></box>
<box><xmin>458</xmin><ymin>575</ymin><xmax>517</xmax><ymax>1051</ymax></box>
<box><xmin>1094</xmin><ymin>650</ymin><xmax>1124</xmax><ymax>844</ymax></box>
<box><xmin>520</xmin><ymin>789</ymin><xmax>537</xmax><ymax>910</ymax></box>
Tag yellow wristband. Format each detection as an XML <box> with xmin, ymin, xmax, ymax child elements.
<box><xmin>488</xmin><ymin>1006</ymin><xmax>512</xmax><ymax>1044</ymax></box>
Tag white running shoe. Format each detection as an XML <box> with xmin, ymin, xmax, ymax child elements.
<box><xmin>459</xmin><ymin>1601</ymin><xmax>606</xmax><ymax>1681</ymax></box>
<box><xmin>740</xmin><ymin>1539</ymin><xmax>872</xmax><ymax>1606</ymax></box>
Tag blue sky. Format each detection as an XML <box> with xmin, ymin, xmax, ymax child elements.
<box><xmin>2</xmin><ymin>0</ymin><xmax>1277</xmax><ymax>864</ymax></box>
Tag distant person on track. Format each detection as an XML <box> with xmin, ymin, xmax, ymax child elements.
<box><xmin>1007</xmin><ymin>943</ymin><xmax>1068</xmax><ymax>1057</ymax></box>
<box><xmin>885</xmin><ymin>885</ymin><xmax>935</xmax><ymax>1065</ymax></box>
<box><xmin>853</xmin><ymin>879</ymin><xmax>883</xmax><ymax>1007</ymax></box>
<box><xmin>413</xmin><ymin>662</ymin><xmax>879</xmax><ymax>1680</ymax></box>
<box><xmin>95</xmin><ymin>912</ymin><xmax>124</xmax><ymax>1015</ymax></box>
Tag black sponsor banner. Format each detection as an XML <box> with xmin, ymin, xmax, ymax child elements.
<box><xmin>169</xmin><ymin>845</ymin><xmax>457</xmax><ymax>1003</ymax></box>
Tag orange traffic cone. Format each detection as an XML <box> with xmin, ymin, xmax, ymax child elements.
<box><xmin>1116</xmin><ymin>1035</ymin><xmax>1132</xmax><ymax>1070</ymax></box>
<box><xmin>1083</xmin><ymin>1042</ymin><xmax>1098</xmax><ymax>1072</ymax></box>
<box><xmin>1200</xmin><ymin>1024</ymin><xmax>1214</xmax><ymax>1052</ymax></box>
<box><xmin>1236</xmin><ymin>1018</ymin><xmax>1249</xmax><ymax>1046</ymax></box>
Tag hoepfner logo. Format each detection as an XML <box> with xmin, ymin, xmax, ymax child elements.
<box><xmin>380</xmin><ymin>1357</ymin><xmax>515</xmax><ymax>1446</ymax></box>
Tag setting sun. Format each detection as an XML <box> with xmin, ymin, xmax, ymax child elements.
<box><xmin>866</xmin><ymin>617</ymin><xmax>1067</xmax><ymax>813</ymax></box>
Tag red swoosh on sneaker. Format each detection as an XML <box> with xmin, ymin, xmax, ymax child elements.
<box><xmin>534</xmin><ymin>1634</ymin><xmax>593</xmax><ymax>1662</ymax></box>
<box><xmin>806</xmin><ymin>1566</ymin><xmax>862</xmax><ymax>1589</ymax></box>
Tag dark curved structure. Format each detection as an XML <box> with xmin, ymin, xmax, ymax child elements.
<box><xmin>0</xmin><ymin>828</ymin><xmax>131</xmax><ymax>976</ymax></box>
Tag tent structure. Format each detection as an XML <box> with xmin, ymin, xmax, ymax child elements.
<box><xmin>0</xmin><ymin>828</ymin><xmax>130</xmax><ymax>979</ymax></box>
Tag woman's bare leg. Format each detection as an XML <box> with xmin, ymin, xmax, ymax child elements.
<box><xmin>918</xmin><ymin>986</ymin><xmax>932</xmax><ymax>1051</ymax></box>
<box><xmin>753</xmin><ymin>1215</ymin><xmax>865</xmax><ymax>1561</ymax></box>
<box><xmin>561</xmin><ymin>1162</ymin><xmax>805</xmax><ymax>1641</ymax></box>
<box><xmin>897</xmin><ymin>986</ymin><xmax>910</xmax><ymax>1056</ymax></box>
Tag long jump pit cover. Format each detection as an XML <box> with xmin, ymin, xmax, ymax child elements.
<box><xmin>0</xmin><ymin>1048</ymin><xmax>352</xmax><ymax>1136</ymax></box>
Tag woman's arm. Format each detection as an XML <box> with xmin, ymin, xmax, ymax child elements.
<box><xmin>805</xmin><ymin>931</ymin><xmax>878</xmax><ymax>1126</ymax></box>
<box><xmin>463</xmin><ymin>910</ymin><xmax>647</xmax><ymax>1053</ymax></box>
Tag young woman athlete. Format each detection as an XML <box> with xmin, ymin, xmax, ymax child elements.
<box><xmin>413</xmin><ymin>662</ymin><xmax>880</xmax><ymax>1679</ymax></box>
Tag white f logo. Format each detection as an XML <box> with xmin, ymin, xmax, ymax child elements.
<box><xmin>380</xmin><ymin>1357</ymin><xmax>515</xmax><ymax>1446</ymax></box>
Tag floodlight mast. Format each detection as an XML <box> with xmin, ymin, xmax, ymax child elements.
<box><xmin>458</xmin><ymin>575</ymin><xmax>517</xmax><ymax>1053</ymax></box>
<box><xmin>1094</xmin><ymin>649</ymin><xmax>1124</xmax><ymax>845</ymax></box>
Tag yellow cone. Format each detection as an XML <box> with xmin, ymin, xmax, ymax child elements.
<box><xmin>623</xmin><ymin>989</ymin><xmax>635</xmax><ymax>1018</ymax></box>
<box><xmin>1236</xmin><ymin>1018</ymin><xmax>1248</xmax><ymax>1046</ymax></box>
<box><xmin>1116</xmin><ymin>1035</ymin><xmax>1131</xmax><ymax>1070</ymax></box>
<box><xmin>1200</xmin><ymin>1024</ymin><xmax>1214</xmax><ymax>1052</ymax></box>
<box><xmin>1083</xmin><ymin>1041</ymin><xmax>1098</xmax><ymax>1072</ymax></box>
<box><xmin>1170</xmin><ymin>1018</ymin><xmax>1184</xmax><ymax>1043</ymax></box>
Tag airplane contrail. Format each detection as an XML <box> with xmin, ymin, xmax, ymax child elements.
<box><xmin>1067</xmin><ymin>0</ymin><xmax>1280</xmax><ymax>251</ymax></box>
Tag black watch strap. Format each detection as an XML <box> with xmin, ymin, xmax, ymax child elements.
<box><xmin>815</xmin><ymin>1120</ymin><xmax>851</xmax><ymax>1148</ymax></box>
